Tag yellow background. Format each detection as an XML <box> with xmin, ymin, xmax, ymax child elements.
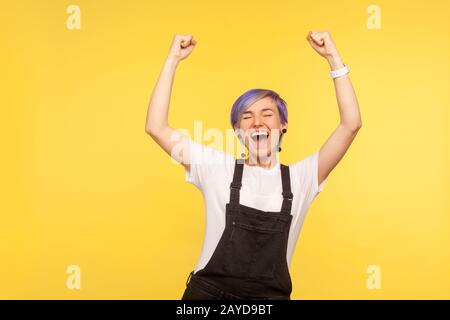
<box><xmin>1</xmin><ymin>0</ymin><xmax>449</xmax><ymax>299</ymax></box>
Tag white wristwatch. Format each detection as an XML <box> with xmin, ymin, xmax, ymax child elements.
<box><xmin>330</xmin><ymin>64</ymin><xmax>349</xmax><ymax>79</ymax></box>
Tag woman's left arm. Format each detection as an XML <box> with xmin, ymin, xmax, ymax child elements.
<box><xmin>306</xmin><ymin>31</ymin><xmax>363</xmax><ymax>186</ymax></box>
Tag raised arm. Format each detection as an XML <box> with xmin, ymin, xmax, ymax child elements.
<box><xmin>145</xmin><ymin>34</ymin><xmax>197</xmax><ymax>170</ymax></box>
<box><xmin>306</xmin><ymin>31</ymin><xmax>362</xmax><ymax>185</ymax></box>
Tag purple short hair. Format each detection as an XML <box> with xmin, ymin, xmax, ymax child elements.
<box><xmin>230</xmin><ymin>88</ymin><xmax>288</xmax><ymax>129</ymax></box>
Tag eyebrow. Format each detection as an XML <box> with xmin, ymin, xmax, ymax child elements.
<box><xmin>242</xmin><ymin>108</ymin><xmax>275</xmax><ymax>114</ymax></box>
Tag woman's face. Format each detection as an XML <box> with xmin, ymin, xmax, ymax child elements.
<box><xmin>235</xmin><ymin>96</ymin><xmax>287</xmax><ymax>160</ymax></box>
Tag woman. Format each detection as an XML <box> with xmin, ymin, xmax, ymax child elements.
<box><xmin>145</xmin><ymin>31</ymin><xmax>362</xmax><ymax>300</ymax></box>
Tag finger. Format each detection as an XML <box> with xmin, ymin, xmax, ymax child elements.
<box><xmin>311</xmin><ymin>33</ymin><xmax>324</xmax><ymax>46</ymax></box>
<box><xmin>309</xmin><ymin>31</ymin><xmax>319</xmax><ymax>40</ymax></box>
<box><xmin>181</xmin><ymin>34</ymin><xmax>193</xmax><ymax>41</ymax></box>
<box><xmin>180</xmin><ymin>35</ymin><xmax>194</xmax><ymax>47</ymax></box>
<box><xmin>307</xmin><ymin>36</ymin><xmax>320</xmax><ymax>50</ymax></box>
<box><xmin>185</xmin><ymin>39</ymin><xmax>196</xmax><ymax>48</ymax></box>
<box><xmin>311</xmin><ymin>32</ymin><xmax>320</xmax><ymax>41</ymax></box>
<box><xmin>181</xmin><ymin>40</ymin><xmax>192</xmax><ymax>48</ymax></box>
<box><xmin>317</xmin><ymin>31</ymin><xmax>331</xmax><ymax>44</ymax></box>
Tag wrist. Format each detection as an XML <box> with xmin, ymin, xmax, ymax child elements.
<box><xmin>166</xmin><ymin>55</ymin><xmax>180</xmax><ymax>66</ymax></box>
<box><xmin>327</xmin><ymin>53</ymin><xmax>344</xmax><ymax>71</ymax></box>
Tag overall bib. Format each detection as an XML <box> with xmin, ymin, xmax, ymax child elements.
<box><xmin>181</xmin><ymin>159</ymin><xmax>294</xmax><ymax>300</ymax></box>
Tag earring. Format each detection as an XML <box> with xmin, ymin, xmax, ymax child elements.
<box><xmin>278</xmin><ymin>128</ymin><xmax>287</xmax><ymax>152</ymax></box>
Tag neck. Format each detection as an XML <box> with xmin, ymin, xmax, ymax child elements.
<box><xmin>245</xmin><ymin>152</ymin><xmax>278</xmax><ymax>169</ymax></box>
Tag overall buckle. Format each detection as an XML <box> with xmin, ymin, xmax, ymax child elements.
<box><xmin>230</xmin><ymin>182</ymin><xmax>242</xmax><ymax>190</ymax></box>
<box><xmin>282</xmin><ymin>191</ymin><xmax>293</xmax><ymax>200</ymax></box>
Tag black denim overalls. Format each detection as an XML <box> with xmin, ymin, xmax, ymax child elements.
<box><xmin>181</xmin><ymin>158</ymin><xmax>294</xmax><ymax>300</ymax></box>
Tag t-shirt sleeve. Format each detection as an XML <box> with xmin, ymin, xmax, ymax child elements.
<box><xmin>184</xmin><ymin>139</ymin><xmax>229</xmax><ymax>190</ymax></box>
<box><xmin>290</xmin><ymin>150</ymin><xmax>327</xmax><ymax>204</ymax></box>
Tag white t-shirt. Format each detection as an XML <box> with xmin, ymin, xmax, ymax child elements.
<box><xmin>184</xmin><ymin>139</ymin><xmax>326</xmax><ymax>273</ymax></box>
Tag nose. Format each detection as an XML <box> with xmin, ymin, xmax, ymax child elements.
<box><xmin>253</xmin><ymin>114</ymin><xmax>262</xmax><ymax>126</ymax></box>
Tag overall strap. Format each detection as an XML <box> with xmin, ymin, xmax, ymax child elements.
<box><xmin>229</xmin><ymin>158</ymin><xmax>244</xmax><ymax>205</ymax></box>
<box><xmin>280</xmin><ymin>164</ymin><xmax>293</xmax><ymax>214</ymax></box>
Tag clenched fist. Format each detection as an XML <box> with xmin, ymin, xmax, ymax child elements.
<box><xmin>306</xmin><ymin>31</ymin><xmax>339</xmax><ymax>59</ymax></box>
<box><xmin>168</xmin><ymin>34</ymin><xmax>197</xmax><ymax>62</ymax></box>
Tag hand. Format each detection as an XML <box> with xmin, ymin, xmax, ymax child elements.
<box><xmin>306</xmin><ymin>30</ymin><xmax>345</xmax><ymax>70</ymax></box>
<box><xmin>306</xmin><ymin>31</ymin><xmax>339</xmax><ymax>59</ymax></box>
<box><xmin>167</xmin><ymin>34</ymin><xmax>197</xmax><ymax>62</ymax></box>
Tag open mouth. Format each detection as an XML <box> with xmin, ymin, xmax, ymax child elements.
<box><xmin>250</xmin><ymin>130</ymin><xmax>270</xmax><ymax>143</ymax></box>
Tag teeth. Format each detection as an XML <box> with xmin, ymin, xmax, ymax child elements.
<box><xmin>250</xmin><ymin>131</ymin><xmax>269</xmax><ymax>138</ymax></box>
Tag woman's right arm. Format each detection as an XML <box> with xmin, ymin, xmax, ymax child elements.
<box><xmin>145</xmin><ymin>34</ymin><xmax>197</xmax><ymax>170</ymax></box>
